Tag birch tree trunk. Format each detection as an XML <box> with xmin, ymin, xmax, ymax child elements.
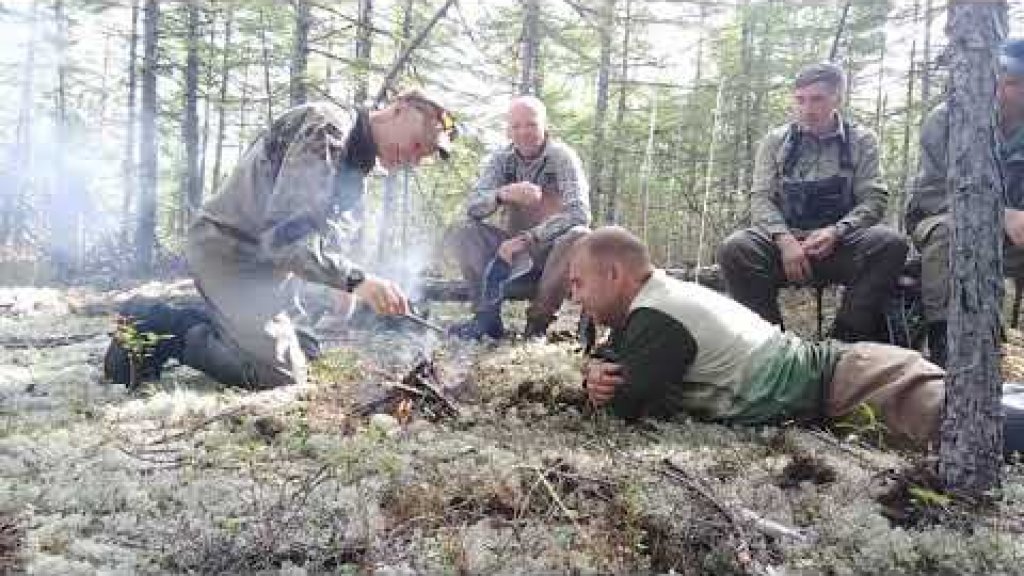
<box><xmin>939</xmin><ymin>0</ymin><xmax>1007</xmax><ymax>495</ymax></box>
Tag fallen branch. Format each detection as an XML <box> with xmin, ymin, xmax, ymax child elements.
<box><xmin>0</xmin><ymin>332</ymin><xmax>105</xmax><ymax>349</ymax></box>
<box><xmin>661</xmin><ymin>457</ymin><xmax>814</xmax><ymax>545</ymax></box>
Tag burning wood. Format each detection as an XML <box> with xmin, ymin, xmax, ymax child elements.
<box><xmin>352</xmin><ymin>355</ymin><xmax>460</xmax><ymax>422</ymax></box>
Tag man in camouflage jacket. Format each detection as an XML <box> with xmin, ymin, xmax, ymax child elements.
<box><xmin>905</xmin><ymin>39</ymin><xmax>1024</xmax><ymax>367</ymax></box>
<box><xmin>176</xmin><ymin>91</ymin><xmax>455</xmax><ymax>388</ymax></box>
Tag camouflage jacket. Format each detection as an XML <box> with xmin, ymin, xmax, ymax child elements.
<box><xmin>467</xmin><ymin>137</ymin><xmax>591</xmax><ymax>247</ymax></box>
<box><xmin>905</xmin><ymin>103</ymin><xmax>1024</xmax><ymax>233</ymax></box>
<box><xmin>750</xmin><ymin>115</ymin><xmax>889</xmax><ymax>237</ymax></box>
<box><xmin>195</xmin><ymin>102</ymin><xmax>375</xmax><ymax>291</ymax></box>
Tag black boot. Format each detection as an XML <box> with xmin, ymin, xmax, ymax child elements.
<box><xmin>927</xmin><ymin>321</ymin><xmax>947</xmax><ymax>368</ymax></box>
<box><xmin>103</xmin><ymin>301</ymin><xmax>212</xmax><ymax>386</ymax></box>
<box><xmin>523</xmin><ymin>315</ymin><xmax>554</xmax><ymax>340</ymax></box>
<box><xmin>448</xmin><ymin>308</ymin><xmax>505</xmax><ymax>341</ymax></box>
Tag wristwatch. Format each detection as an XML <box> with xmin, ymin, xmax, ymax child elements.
<box><xmin>832</xmin><ymin>221</ymin><xmax>853</xmax><ymax>240</ymax></box>
<box><xmin>345</xmin><ymin>268</ymin><xmax>366</xmax><ymax>292</ymax></box>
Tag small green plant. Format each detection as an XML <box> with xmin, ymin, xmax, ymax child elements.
<box><xmin>832</xmin><ymin>402</ymin><xmax>889</xmax><ymax>448</ymax></box>
<box><xmin>113</xmin><ymin>315</ymin><xmax>171</xmax><ymax>389</ymax></box>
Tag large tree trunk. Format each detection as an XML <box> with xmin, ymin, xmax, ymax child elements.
<box><xmin>181</xmin><ymin>0</ymin><xmax>201</xmax><ymax>233</ymax></box>
<box><xmin>939</xmin><ymin>0</ymin><xmax>1007</xmax><ymax>495</ymax></box>
<box><xmin>290</xmin><ymin>0</ymin><xmax>310</xmax><ymax>106</ymax></box>
<box><xmin>121</xmin><ymin>0</ymin><xmax>139</xmax><ymax>242</ymax></box>
<box><xmin>137</xmin><ymin>0</ymin><xmax>159</xmax><ymax>273</ymax></box>
<box><xmin>605</xmin><ymin>0</ymin><xmax>631</xmax><ymax>224</ymax></box>
<box><xmin>211</xmin><ymin>9</ymin><xmax>233</xmax><ymax>195</ymax></box>
<box><xmin>518</xmin><ymin>0</ymin><xmax>541</xmax><ymax>95</ymax></box>
<box><xmin>589</xmin><ymin>0</ymin><xmax>614</xmax><ymax>225</ymax></box>
<box><xmin>354</xmin><ymin>0</ymin><xmax>373</xmax><ymax>105</ymax></box>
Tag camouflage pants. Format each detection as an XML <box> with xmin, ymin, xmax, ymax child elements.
<box><xmin>827</xmin><ymin>342</ymin><xmax>944</xmax><ymax>447</ymax></box>
<box><xmin>182</xmin><ymin>219</ymin><xmax>307</xmax><ymax>389</ymax></box>
<box><xmin>444</xmin><ymin>221</ymin><xmax>589</xmax><ymax>323</ymax></box>
<box><xmin>912</xmin><ymin>214</ymin><xmax>1024</xmax><ymax>323</ymax></box>
<box><xmin>717</xmin><ymin>225</ymin><xmax>909</xmax><ymax>340</ymax></box>
<box><xmin>829</xmin><ymin>342</ymin><xmax>1024</xmax><ymax>455</ymax></box>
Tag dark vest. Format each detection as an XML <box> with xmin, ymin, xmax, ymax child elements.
<box><xmin>778</xmin><ymin>121</ymin><xmax>856</xmax><ymax>230</ymax></box>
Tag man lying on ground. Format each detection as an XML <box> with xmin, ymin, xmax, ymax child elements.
<box><xmin>570</xmin><ymin>226</ymin><xmax>1024</xmax><ymax>455</ymax></box>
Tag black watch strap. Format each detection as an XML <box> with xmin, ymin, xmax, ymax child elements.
<box><xmin>345</xmin><ymin>268</ymin><xmax>366</xmax><ymax>292</ymax></box>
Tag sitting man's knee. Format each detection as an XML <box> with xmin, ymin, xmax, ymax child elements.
<box><xmin>718</xmin><ymin>229</ymin><xmax>760</xmax><ymax>268</ymax></box>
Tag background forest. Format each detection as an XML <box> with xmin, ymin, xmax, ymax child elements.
<box><xmin>1</xmin><ymin>0</ymin><xmax>1024</xmax><ymax>279</ymax></box>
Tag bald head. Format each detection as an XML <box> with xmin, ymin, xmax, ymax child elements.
<box><xmin>509</xmin><ymin>95</ymin><xmax>547</xmax><ymax>123</ymax></box>
<box><xmin>507</xmin><ymin>96</ymin><xmax>548</xmax><ymax>157</ymax></box>
<box><xmin>575</xmin><ymin>226</ymin><xmax>653</xmax><ymax>279</ymax></box>
<box><xmin>570</xmin><ymin>227</ymin><xmax>653</xmax><ymax>328</ymax></box>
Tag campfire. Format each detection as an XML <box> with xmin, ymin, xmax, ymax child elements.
<box><xmin>353</xmin><ymin>354</ymin><xmax>460</xmax><ymax>423</ymax></box>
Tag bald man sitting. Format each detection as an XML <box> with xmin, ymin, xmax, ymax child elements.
<box><xmin>570</xmin><ymin>226</ymin><xmax>1024</xmax><ymax>455</ymax></box>
<box><xmin>445</xmin><ymin>96</ymin><xmax>591</xmax><ymax>340</ymax></box>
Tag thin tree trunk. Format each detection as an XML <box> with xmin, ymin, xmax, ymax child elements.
<box><xmin>354</xmin><ymin>0</ymin><xmax>373</xmax><ymax>105</ymax></box>
<box><xmin>290</xmin><ymin>0</ymin><xmax>310</xmax><ymax>106</ymax></box>
<box><xmin>99</xmin><ymin>33</ymin><xmax>111</xmax><ymax>137</ymax></box>
<box><xmin>198</xmin><ymin>11</ymin><xmax>215</xmax><ymax>199</ymax></box>
<box><xmin>874</xmin><ymin>36</ymin><xmax>887</xmax><ymax>137</ymax></box>
<box><xmin>137</xmin><ymin>0</ymin><xmax>159</xmax><ymax>273</ymax></box>
<box><xmin>589</xmin><ymin>0</ymin><xmax>614</xmax><ymax>225</ymax></box>
<box><xmin>898</xmin><ymin>41</ymin><xmax>917</xmax><ymax>232</ymax></box>
<box><xmin>238</xmin><ymin>60</ymin><xmax>250</xmax><ymax>161</ymax></box>
<box><xmin>922</xmin><ymin>0</ymin><xmax>934</xmax><ymax>108</ymax></box>
<box><xmin>52</xmin><ymin>0</ymin><xmax>74</xmax><ymax>273</ymax></box>
<box><xmin>211</xmin><ymin>9</ymin><xmax>233</xmax><ymax>194</ymax></box>
<box><xmin>519</xmin><ymin>0</ymin><xmax>540</xmax><ymax>95</ymax></box>
<box><xmin>939</xmin><ymin>0</ymin><xmax>1008</xmax><ymax>495</ymax></box>
<box><xmin>181</xmin><ymin>0</ymin><xmax>201</xmax><ymax>233</ymax></box>
<box><xmin>121</xmin><ymin>0</ymin><xmax>139</xmax><ymax>243</ymax></box>
<box><xmin>605</xmin><ymin>0</ymin><xmax>631</xmax><ymax>224</ymax></box>
<box><xmin>258</xmin><ymin>9</ymin><xmax>274</xmax><ymax>129</ymax></box>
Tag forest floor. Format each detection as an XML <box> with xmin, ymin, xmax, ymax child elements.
<box><xmin>2</xmin><ymin>280</ymin><xmax>1024</xmax><ymax>575</ymax></box>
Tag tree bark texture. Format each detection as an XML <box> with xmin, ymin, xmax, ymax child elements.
<box><xmin>939</xmin><ymin>0</ymin><xmax>1007</xmax><ymax>495</ymax></box>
